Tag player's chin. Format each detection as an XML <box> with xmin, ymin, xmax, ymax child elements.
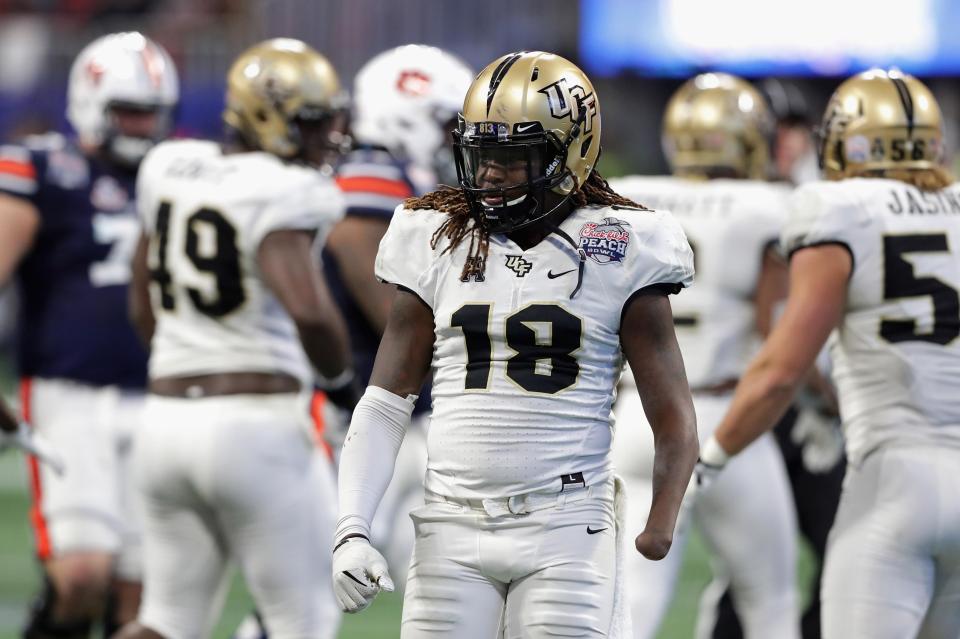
<box><xmin>635</xmin><ymin>531</ymin><xmax>673</xmax><ymax>561</ymax></box>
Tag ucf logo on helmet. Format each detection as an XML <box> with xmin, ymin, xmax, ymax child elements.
<box><xmin>538</xmin><ymin>78</ymin><xmax>597</xmax><ymax>134</ymax></box>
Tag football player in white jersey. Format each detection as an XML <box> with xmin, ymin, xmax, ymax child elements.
<box><xmin>609</xmin><ymin>73</ymin><xmax>801</xmax><ymax>639</ymax></box>
<box><xmin>697</xmin><ymin>69</ymin><xmax>960</xmax><ymax>639</ymax></box>
<box><xmin>116</xmin><ymin>39</ymin><xmax>353</xmax><ymax>639</ymax></box>
<box><xmin>332</xmin><ymin>51</ymin><xmax>698</xmax><ymax>638</ymax></box>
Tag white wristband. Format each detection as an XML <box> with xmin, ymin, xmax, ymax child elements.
<box><xmin>314</xmin><ymin>367</ymin><xmax>355</xmax><ymax>390</ymax></box>
<box><xmin>700</xmin><ymin>435</ymin><xmax>731</xmax><ymax>467</ymax></box>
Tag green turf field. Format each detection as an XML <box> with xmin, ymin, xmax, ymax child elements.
<box><xmin>0</xmin><ymin>453</ymin><xmax>812</xmax><ymax>639</ymax></box>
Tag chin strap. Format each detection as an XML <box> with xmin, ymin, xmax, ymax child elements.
<box><xmin>546</xmin><ymin>222</ymin><xmax>587</xmax><ymax>299</ymax></box>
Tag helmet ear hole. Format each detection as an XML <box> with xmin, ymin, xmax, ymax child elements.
<box><xmin>580</xmin><ymin>135</ymin><xmax>594</xmax><ymax>158</ymax></box>
<box><xmin>255</xmin><ymin>109</ymin><xmax>268</xmax><ymax>123</ymax></box>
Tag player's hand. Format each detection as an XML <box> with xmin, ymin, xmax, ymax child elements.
<box><xmin>689</xmin><ymin>458</ymin><xmax>723</xmax><ymax>493</ymax></box>
<box><xmin>635</xmin><ymin>528</ymin><xmax>672</xmax><ymax>560</ymax></box>
<box><xmin>791</xmin><ymin>409</ymin><xmax>843</xmax><ymax>473</ymax></box>
<box><xmin>332</xmin><ymin>537</ymin><xmax>394</xmax><ymax>613</ymax></box>
<box><xmin>682</xmin><ymin>435</ymin><xmax>729</xmax><ymax>507</ymax></box>
<box><xmin>0</xmin><ymin>422</ymin><xmax>65</xmax><ymax>476</ymax></box>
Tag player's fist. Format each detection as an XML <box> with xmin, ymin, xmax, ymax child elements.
<box><xmin>683</xmin><ymin>434</ymin><xmax>729</xmax><ymax>505</ymax></box>
<box><xmin>332</xmin><ymin>537</ymin><xmax>394</xmax><ymax>613</ymax></box>
<box><xmin>635</xmin><ymin>529</ymin><xmax>673</xmax><ymax>560</ymax></box>
<box><xmin>689</xmin><ymin>458</ymin><xmax>722</xmax><ymax>493</ymax></box>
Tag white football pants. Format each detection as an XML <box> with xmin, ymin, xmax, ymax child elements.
<box><xmin>23</xmin><ymin>377</ymin><xmax>144</xmax><ymax>579</ymax></box>
<box><xmin>612</xmin><ymin>389</ymin><xmax>800</xmax><ymax>639</ymax></box>
<box><xmin>135</xmin><ymin>393</ymin><xmax>340</xmax><ymax>639</ymax></box>
<box><xmin>821</xmin><ymin>444</ymin><xmax>960</xmax><ymax>639</ymax></box>
<box><xmin>401</xmin><ymin>478</ymin><xmax>618</xmax><ymax>638</ymax></box>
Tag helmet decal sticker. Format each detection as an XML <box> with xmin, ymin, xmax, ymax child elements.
<box><xmin>539</xmin><ymin>78</ymin><xmax>598</xmax><ymax>134</ymax></box>
<box><xmin>396</xmin><ymin>70</ymin><xmax>431</xmax><ymax>97</ymax></box>
<box><xmin>485</xmin><ymin>52</ymin><xmax>523</xmax><ymax>116</ymax></box>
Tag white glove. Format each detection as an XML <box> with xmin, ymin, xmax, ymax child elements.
<box><xmin>0</xmin><ymin>422</ymin><xmax>65</xmax><ymax>476</ymax></box>
<box><xmin>683</xmin><ymin>435</ymin><xmax>729</xmax><ymax>506</ymax></box>
<box><xmin>791</xmin><ymin>409</ymin><xmax>844</xmax><ymax>473</ymax></box>
<box><xmin>332</xmin><ymin>536</ymin><xmax>394</xmax><ymax>613</ymax></box>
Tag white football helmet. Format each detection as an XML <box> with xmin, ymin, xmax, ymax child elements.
<box><xmin>67</xmin><ymin>32</ymin><xmax>179</xmax><ymax>166</ymax></box>
<box><xmin>352</xmin><ymin>44</ymin><xmax>473</xmax><ymax>188</ymax></box>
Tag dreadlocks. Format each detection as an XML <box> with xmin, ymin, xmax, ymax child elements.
<box><xmin>404</xmin><ymin>170</ymin><xmax>647</xmax><ymax>280</ymax></box>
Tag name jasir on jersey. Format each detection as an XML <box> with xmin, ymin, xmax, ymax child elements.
<box><xmin>887</xmin><ymin>185</ymin><xmax>960</xmax><ymax>215</ymax></box>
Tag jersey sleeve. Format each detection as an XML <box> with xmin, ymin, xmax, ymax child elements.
<box><xmin>782</xmin><ymin>182</ymin><xmax>868</xmax><ymax>266</ymax></box>
<box><xmin>717</xmin><ymin>192</ymin><xmax>788</xmax><ymax>295</ymax></box>
<box><xmin>335</xmin><ymin>149</ymin><xmax>415</xmax><ymax>220</ymax></box>
<box><xmin>375</xmin><ymin>206</ymin><xmax>444</xmax><ymax>308</ymax></box>
<box><xmin>622</xmin><ymin>208</ymin><xmax>695</xmax><ymax>297</ymax></box>
<box><xmin>250</xmin><ymin>174</ymin><xmax>346</xmax><ymax>249</ymax></box>
<box><xmin>0</xmin><ymin>144</ymin><xmax>41</xmax><ymax>201</ymax></box>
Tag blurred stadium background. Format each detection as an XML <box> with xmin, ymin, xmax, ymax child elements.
<box><xmin>0</xmin><ymin>0</ymin><xmax>956</xmax><ymax>636</ymax></box>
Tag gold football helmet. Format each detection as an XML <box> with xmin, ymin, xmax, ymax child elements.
<box><xmin>819</xmin><ymin>68</ymin><xmax>945</xmax><ymax>180</ymax></box>
<box><xmin>223</xmin><ymin>38</ymin><xmax>348</xmax><ymax>161</ymax></box>
<box><xmin>662</xmin><ymin>73</ymin><xmax>772</xmax><ymax>180</ymax></box>
<box><xmin>453</xmin><ymin>51</ymin><xmax>601</xmax><ymax>232</ymax></box>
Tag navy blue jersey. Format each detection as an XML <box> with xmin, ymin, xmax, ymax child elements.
<box><xmin>326</xmin><ymin>146</ymin><xmax>431</xmax><ymax>412</ymax></box>
<box><xmin>0</xmin><ymin>134</ymin><xmax>147</xmax><ymax>389</ymax></box>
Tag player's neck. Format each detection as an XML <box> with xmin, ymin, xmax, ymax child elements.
<box><xmin>507</xmin><ymin>201</ymin><xmax>574</xmax><ymax>250</ymax></box>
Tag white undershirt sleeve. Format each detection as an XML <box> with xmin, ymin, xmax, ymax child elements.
<box><xmin>334</xmin><ymin>385</ymin><xmax>416</xmax><ymax>544</ymax></box>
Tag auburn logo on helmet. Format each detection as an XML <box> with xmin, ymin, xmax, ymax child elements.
<box><xmin>396</xmin><ymin>70</ymin><xmax>431</xmax><ymax>96</ymax></box>
<box><xmin>538</xmin><ymin>78</ymin><xmax>597</xmax><ymax>134</ymax></box>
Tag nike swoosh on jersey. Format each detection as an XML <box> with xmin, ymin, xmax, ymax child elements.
<box><xmin>586</xmin><ymin>526</ymin><xmax>607</xmax><ymax>535</ymax></box>
<box><xmin>516</xmin><ymin>123</ymin><xmax>536</xmax><ymax>133</ymax></box>
<box><xmin>547</xmin><ymin>268</ymin><xmax>576</xmax><ymax>279</ymax></box>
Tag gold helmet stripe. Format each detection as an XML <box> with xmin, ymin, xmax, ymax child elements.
<box><xmin>486</xmin><ymin>52</ymin><xmax>524</xmax><ymax>116</ymax></box>
<box><xmin>889</xmin><ymin>75</ymin><xmax>915</xmax><ymax>137</ymax></box>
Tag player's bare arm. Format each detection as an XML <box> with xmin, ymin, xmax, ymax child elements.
<box><xmin>0</xmin><ymin>192</ymin><xmax>66</xmax><ymax>471</ymax></box>
<box><xmin>0</xmin><ymin>192</ymin><xmax>40</xmax><ymax>285</ymax></box>
<box><xmin>754</xmin><ymin>244</ymin><xmax>788</xmax><ymax>337</ymax></box>
<box><xmin>0</xmin><ymin>195</ymin><xmax>39</xmax><ymax>428</ymax></box>
<box><xmin>621</xmin><ymin>290</ymin><xmax>698</xmax><ymax>560</ymax></box>
<box><xmin>753</xmin><ymin>244</ymin><xmax>838</xmax><ymax>410</ymax></box>
<box><xmin>368</xmin><ymin>287</ymin><xmax>434</xmax><ymax>397</ymax></box>
<box><xmin>714</xmin><ymin>244</ymin><xmax>850</xmax><ymax>456</ymax></box>
<box><xmin>326</xmin><ymin>217</ymin><xmax>395</xmax><ymax>335</ymax></box>
<box><xmin>258</xmin><ymin>228</ymin><xmax>352</xmax><ymax>379</ymax></box>
<box><xmin>129</xmin><ymin>232</ymin><xmax>155</xmax><ymax>346</ymax></box>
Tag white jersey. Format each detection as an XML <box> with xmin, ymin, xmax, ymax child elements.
<box><xmin>783</xmin><ymin>178</ymin><xmax>960</xmax><ymax>464</ymax></box>
<box><xmin>610</xmin><ymin>176</ymin><xmax>789</xmax><ymax>387</ymax></box>
<box><xmin>376</xmin><ymin>204</ymin><xmax>694</xmax><ymax>499</ymax></box>
<box><xmin>137</xmin><ymin>140</ymin><xmax>345</xmax><ymax>383</ymax></box>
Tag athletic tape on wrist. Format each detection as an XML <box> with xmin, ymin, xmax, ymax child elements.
<box><xmin>700</xmin><ymin>435</ymin><xmax>731</xmax><ymax>467</ymax></box>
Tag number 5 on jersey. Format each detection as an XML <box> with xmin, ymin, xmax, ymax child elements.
<box><xmin>149</xmin><ymin>201</ymin><xmax>246</xmax><ymax>317</ymax></box>
<box><xmin>451</xmin><ymin>303</ymin><xmax>582</xmax><ymax>394</ymax></box>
